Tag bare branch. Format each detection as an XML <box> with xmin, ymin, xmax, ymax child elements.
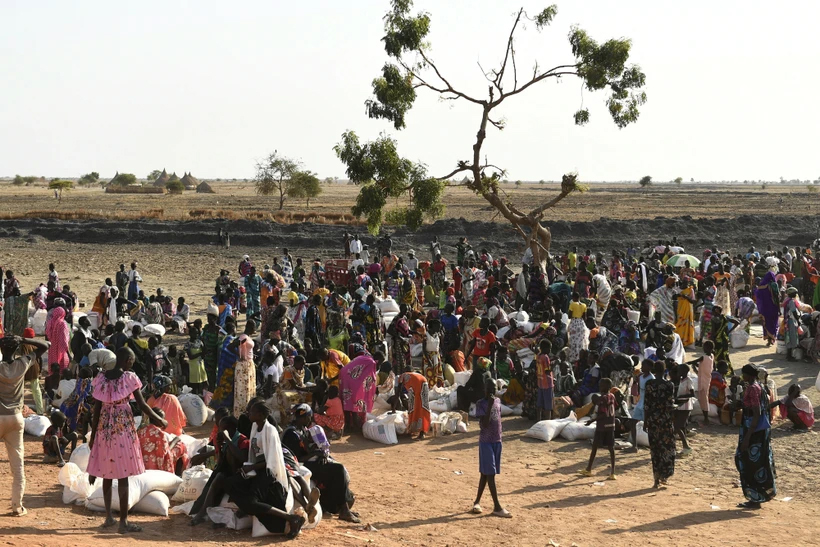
<box><xmin>488</xmin><ymin>118</ymin><xmax>505</xmax><ymax>131</ymax></box>
<box><xmin>495</xmin><ymin>67</ymin><xmax>579</xmax><ymax>105</ymax></box>
<box><xmin>436</xmin><ymin>164</ymin><xmax>473</xmax><ymax>181</ymax></box>
<box><xmin>417</xmin><ymin>50</ymin><xmax>485</xmax><ymax>105</ymax></box>
<box><xmin>495</xmin><ymin>8</ymin><xmax>524</xmax><ymax>94</ymax></box>
<box><xmin>528</xmin><ymin>189</ymin><xmax>573</xmax><ymax>218</ymax></box>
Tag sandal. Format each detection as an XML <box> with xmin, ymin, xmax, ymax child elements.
<box><xmin>118</xmin><ymin>522</ymin><xmax>142</xmax><ymax>534</ymax></box>
<box><xmin>471</xmin><ymin>503</ymin><xmax>482</xmax><ymax>514</ymax></box>
<box><xmin>492</xmin><ymin>508</ymin><xmax>512</xmax><ymax>518</ymax></box>
<box><xmin>578</xmin><ymin>469</ymin><xmax>592</xmax><ymax>477</ymax></box>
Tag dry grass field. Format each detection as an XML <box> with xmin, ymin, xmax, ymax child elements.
<box><xmin>1</xmin><ymin>181</ymin><xmax>818</xmax><ymax>224</ymax></box>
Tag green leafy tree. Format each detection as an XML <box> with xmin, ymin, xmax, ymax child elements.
<box><xmin>12</xmin><ymin>175</ymin><xmax>36</xmax><ymax>186</ymax></box>
<box><xmin>673</xmin><ymin>177</ymin><xmax>683</xmax><ymax>185</ymax></box>
<box><xmin>639</xmin><ymin>175</ymin><xmax>652</xmax><ymax>188</ymax></box>
<box><xmin>166</xmin><ymin>179</ymin><xmax>185</xmax><ymax>194</ymax></box>
<box><xmin>78</xmin><ymin>172</ymin><xmax>100</xmax><ymax>186</ymax></box>
<box><xmin>49</xmin><ymin>179</ymin><xmax>73</xmax><ymax>203</ymax></box>
<box><xmin>287</xmin><ymin>170</ymin><xmax>323</xmax><ymax>208</ymax></box>
<box><xmin>147</xmin><ymin>169</ymin><xmax>162</xmax><ymax>181</ymax></box>
<box><xmin>110</xmin><ymin>173</ymin><xmax>138</xmax><ymax>186</ymax></box>
<box><xmin>340</xmin><ymin>1</ymin><xmax>646</xmax><ymax>261</ymax></box>
<box><xmin>254</xmin><ymin>151</ymin><xmax>300</xmax><ymax>210</ymax></box>
<box><xmin>334</xmin><ymin>131</ymin><xmax>444</xmax><ymax>233</ymax></box>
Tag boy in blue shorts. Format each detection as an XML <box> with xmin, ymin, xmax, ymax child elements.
<box><xmin>472</xmin><ymin>378</ymin><xmax>512</xmax><ymax>518</ymax></box>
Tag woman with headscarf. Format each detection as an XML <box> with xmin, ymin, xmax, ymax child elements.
<box><xmin>755</xmin><ymin>264</ymin><xmax>781</xmax><ymax>346</ymax></box>
<box><xmin>283</xmin><ymin>404</ymin><xmax>359</xmax><ymax>523</ymax></box>
<box><xmin>396</xmin><ymin>368</ymin><xmax>432</xmax><ymax>438</ymax></box>
<box><xmin>137</xmin><ymin>407</ymin><xmax>189</xmax><ymax>475</ymax></box>
<box><xmin>709</xmin><ymin>306</ymin><xmax>738</xmax><ymax>374</ymax></box>
<box><xmin>734</xmin><ymin>364</ymin><xmax>777</xmax><ymax>509</ymax></box>
<box><xmin>45</xmin><ymin>306</ymin><xmax>70</xmax><ymax>372</ymax></box>
<box><xmin>781</xmin><ymin>287</ymin><xmax>800</xmax><ymax>362</ymax></box>
<box><xmin>244</xmin><ymin>266</ymin><xmax>262</xmax><ymax>321</ymax></box>
<box><xmin>644</xmin><ymin>360</ymin><xmax>676</xmax><ymax>488</ymax></box>
<box><xmin>339</xmin><ymin>345</ymin><xmax>378</xmax><ymax>431</ymax></box>
<box><xmin>145</xmin><ymin>300</ymin><xmax>163</xmax><ymax>325</ymax></box>
<box><xmin>146</xmin><ymin>374</ymin><xmax>187</xmax><ymax>436</ymax></box>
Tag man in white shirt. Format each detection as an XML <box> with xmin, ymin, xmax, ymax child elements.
<box><xmin>349</xmin><ymin>235</ymin><xmax>362</xmax><ymax>256</ymax></box>
<box><xmin>361</xmin><ymin>245</ymin><xmax>370</xmax><ymax>265</ymax></box>
<box><xmin>351</xmin><ymin>253</ymin><xmax>364</xmax><ymax>270</ymax></box>
<box><xmin>406</xmin><ymin>250</ymin><xmax>419</xmax><ymax>271</ymax></box>
<box><xmin>1</xmin><ymin>335</ymin><xmax>50</xmax><ymax>517</ymax></box>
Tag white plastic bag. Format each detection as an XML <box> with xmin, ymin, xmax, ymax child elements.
<box><xmin>525</xmin><ymin>413</ymin><xmax>576</xmax><ymax>442</ymax></box>
<box><xmin>169</xmin><ymin>500</ymin><xmax>196</xmax><ymax>515</ymax></box>
<box><xmin>634</xmin><ymin>421</ymin><xmax>650</xmax><ymax>447</ymax></box>
<box><xmin>207</xmin><ymin>506</ymin><xmax>252</xmax><ymax>530</ymax></box>
<box><xmin>178</xmin><ymin>392</ymin><xmax>208</xmax><ymax>427</ymax></box>
<box><xmin>560</xmin><ymin>421</ymin><xmax>596</xmax><ymax>441</ymax></box>
<box><xmin>68</xmin><ymin>443</ymin><xmax>91</xmax><ymax>472</ymax></box>
<box><xmin>730</xmin><ymin>323</ymin><xmax>749</xmax><ymax>349</ymax></box>
<box><xmin>453</xmin><ymin>371</ymin><xmax>472</xmax><ymax>386</ymax></box>
<box><xmin>363</xmin><ymin>415</ymin><xmax>399</xmax><ymax>445</ymax></box>
<box><xmin>499</xmin><ymin>404</ymin><xmax>515</xmax><ymax>417</ymax></box>
<box><xmin>177</xmin><ymin>434</ymin><xmax>210</xmax><ymax>459</ymax></box>
<box><xmin>379</xmin><ymin>297</ymin><xmax>401</xmax><ymax>314</ymax></box>
<box><xmin>172</xmin><ymin>465</ymin><xmax>212</xmax><ymax>502</ymax></box>
<box><xmin>31</xmin><ymin>309</ymin><xmax>48</xmax><ymax>335</ymax></box>
<box><xmin>86</xmin><ymin>470</ymin><xmax>182</xmax><ymax>511</ymax></box>
<box><xmin>59</xmin><ymin>463</ymin><xmax>95</xmax><ymax>505</ymax></box>
<box><xmin>144</xmin><ymin>323</ymin><xmax>166</xmax><ymax>337</ymax></box>
<box><xmin>133</xmin><ymin>491</ymin><xmax>171</xmax><ymax>516</ymax></box>
<box><xmin>24</xmin><ymin>415</ymin><xmax>51</xmax><ymax>437</ymax></box>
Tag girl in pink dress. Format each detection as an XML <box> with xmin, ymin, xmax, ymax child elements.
<box><xmin>88</xmin><ymin>347</ymin><xmax>166</xmax><ymax>534</ymax></box>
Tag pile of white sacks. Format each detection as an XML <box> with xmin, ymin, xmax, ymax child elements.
<box><xmin>57</xmin><ymin>432</ymin><xmax>322</xmax><ymax>537</ymax></box>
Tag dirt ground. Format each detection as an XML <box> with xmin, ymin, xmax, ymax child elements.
<box><xmin>0</xmin><ymin>237</ymin><xmax>819</xmax><ymax>546</ymax></box>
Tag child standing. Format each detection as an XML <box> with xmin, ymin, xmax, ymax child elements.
<box><xmin>471</xmin><ymin>378</ymin><xmax>511</xmax><ymax>518</ymax></box>
<box><xmin>690</xmin><ymin>340</ymin><xmax>714</xmax><ymax>425</ymax></box>
<box><xmin>535</xmin><ymin>340</ymin><xmax>554</xmax><ymax>420</ymax></box>
<box><xmin>184</xmin><ymin>327</ymin><xmax>207</xmax><ymax>394</ymax></box>
<box><xmin>580</xmin><ymin>378</ymin><xmax>617</xmax><ymax>480</ymax></box>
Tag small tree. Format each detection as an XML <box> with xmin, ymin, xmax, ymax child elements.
<box><xmin>514</xmin><ymin>180</ymin><xmax>522</xmax><ymax>187</ymax></box>
<box><xmin>807</xmin><ymin>185</ymin><xmax>818</xmax><ymax>194</ymax></box>
<box><xmin>147</xmin><ymin>169</ymin><xmax>162</xmax><ymax>181</ymax></box>
<box><xmin>673</xmin><ymin>176</ymin><xmax>683</xmax><ymax>185</ymax></box>
<box><xmin>49</xmin><ymin>179</ymin><xmax>73</xmax><ymax>203</ymax></box>
<box><xmin>12</xmin><ymin>175</ymin><xmax>36</xmax><ymax>186</ymax></box>
<box><xmin>78</xmin><ymin>172</ymin><xmax>100</xmax><ymax>186</ymax></box>
<box><xmin>110</xmin><ymin>173</ymin><xmax>138</xmax><ymax>186</ymax></box>
<box><xmin>639</xmin><ymin>175</ymin><xmax>652</xmax><ymax>188</ymax></box>
<box><xmin>288</xmin><ymin>170</ymin><xmax>323</xmax><ymax>208</ymax></box>
<box><xmin>254</xmin><ymin>151</ymin><xmax>300</xmax><ymax>210</ymax></box>
<box><xmin>338</xmin><ymin>1</ymin><xmax>646</xmax><ymax>261</ymax></box>
<box><xmin>166</xmin><ymin>179</ymin><xmax>185</xmax><ymax>194</ymax></box>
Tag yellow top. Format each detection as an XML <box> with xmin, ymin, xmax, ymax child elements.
<box><xmin>568</xmin><ymin>300</ymin><xmax>587</xmax><ymax>319</ymax></box>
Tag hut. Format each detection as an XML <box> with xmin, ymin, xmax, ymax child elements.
<box><xmin>196</xmin><ymin>181</ymin><xmax>216</xmax><ymax>194</ymax></box>
<box><xmin>153</xmin><ymin>168</ymin><xmax>170</xmax><ymax>187</ymax></box>
<box><xmin>180</xmin><ymin>172</ymin><xmax>200</xmax><ymax>191</ymax></box>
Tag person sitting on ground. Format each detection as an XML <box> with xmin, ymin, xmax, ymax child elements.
<box><xmin>137</xmin><ymin>408</ymin><xmax>188</xmax><ymax>475</ymax></box>
<box><xmin>146</xmin><ymin>374</ymin><xmax>186</xmax><ymax>436</ymax></box>
<box><xmin>43</xmin><ymin>410</ymin><xmax>78</xmax><ymax>467</ymax></box>
<box><xmin>580</xmin><ymin>378</ymin><xmax>617</xmax><ymax>480</ymax></box>
<box><xmin>770</xmin><ymin>384</ymin><xmax>815</xmax><ymax>431</ymax></box>
<box><xmin>222</xmin><ymin>402</ymin><xmax>307</xmax><ymax>538</ymax></box>
<box><xmin>44</xmin><ymin>363</ymin><xmax>61</xmax><ymax>402</ymax></box>
<box><xmin>553</xmin><ymin>349</ymin><xmax>576</xmax><ymax>396</ymax></box>
<box><xmin>314</xmin><ymin>385</ymin><xmax>345</xmax><ymax>440</ymax></box>
<box><xmin>283</xmin><ymin>404</ymin><xmax>360</xmax><ymax>523</ymax></box>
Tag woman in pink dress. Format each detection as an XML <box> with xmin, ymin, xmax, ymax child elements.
<box><xmin>339</xmin><ymin>345</ymin><xmax>378</xmax><ymax>430</ymax></box>
<box><xmin>45</xmin><ymin>306</ymin><xmax>70</xmax><ymax>372</ymax></box>
<box><xmin>88</xmin><ymin>347</ymin><xmax>166</xmax><ymax>534</ymax></box>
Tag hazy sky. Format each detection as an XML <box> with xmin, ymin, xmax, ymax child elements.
<box><xmin>2</xmin><ymin>1</ymin><xmax>818</xmax><ymax>182</ymax></box>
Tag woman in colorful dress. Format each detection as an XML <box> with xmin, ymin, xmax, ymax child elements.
<box><xmin>712</xmin><ymin>264</ymin><xmax>732</xmax><ymax>318</ymax></box>
<box><xmin>60</xmin><ymin>366</ymin><xmax>94</xmax><ymax>431</ymax></box>
<box><xmin>3</xmin><ymin>270</ymin><xmax>29</xmax><ymax>336</ymax></box>
<box><xmin>364</xmin><ymin>294</ymin><xmax>383</xmax><ymax>351</ymax></box>
<box><xmin>146</xmin><ymin>375</ymin><xmax>187</xmax><ymax>436</ymax></box>
<box><xmin>390</xmin><ymin>304</ymin><xmax>411</xmax><ymax>375</ymax></box>
<box><xmin>709</xmin><ymin>306</ymin><xmax>738</xmax><ymax>375</ymax></box>
<box><xmin>339</xmin><ymin>345</ymin><xmax>378</xmax><ymax>431</ymax></box>
<box><xmin>45</xmin><ymin>306</ymin><xmax>70</xmax><ymax>372</ymax></box>
<box><xmin>201</xmin><ymin>314</ymin><xmax>221</xmax><ymax>390</ymax></box>
<box><xmin>210</xmin><ymin>322</ymin><xmax>238</xmax><ymax>411</ymax></box>
<box><xmin>232</xmin><ymin>322</ymin><xmax>257</xmax><ymax>418</ymax></box>
<box><xmin>422</xmin><ymin>319</ymin><xmax>444</xmax><ymax>387</ymax></box>
<box><xmin>244</xmin><ymin>266</ymin><xmax>262</xmax><ymax>321</ymax></box>
<box><xmin>755</xmin><ymin>269</ymin><xmax>780</xmax><ymax>346</ymax></box>
<box><xmin>567</xmin><ymin>292</ymin><xmax>589</xmax><ymax>363</ymax></box>
<box><xmin>396</xmin><ymin>369</ymin><xmax>431</xmax><ymax>439</ymax></box>
<box><xmin>674</xmin><ymin>277</ymin><xmax>696</xmax><ymax>347</ymax></box>
<box><xmin>137</xmin><ymin>408</ymin><xmax>189</xmax><ymax>475</ymax></box>
<box><xmin>644</xmin><ymin>360</ymin><xmax>676</xmax><ymax>488</ymax></box>
<box><xmin>88</xmin><ymin>347</ymin><xmax>166</xmax><ymax>534</ymax></box>
<box><xmin>696</xmin><ymin>277</ymin><xmax>716</xmax><ymax>346</ymax></box>
<box><xmin>781</xmin><ymin>287</ymin><xmax>800</xmax><ymax>362</ymax></box>
<box><xmin>734</xmin><ymin>364</ymin><xmax>776</xmax><ymax>509</ymax></box>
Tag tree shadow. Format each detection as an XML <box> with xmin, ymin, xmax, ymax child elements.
<box><xmin>603</xmin><ymin>509</ymin><xmax>757</xmax><ymax>534</ymax></box>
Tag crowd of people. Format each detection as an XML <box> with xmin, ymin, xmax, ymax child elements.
<box><xmin>0</xmin><ymin>233</ymin><xmax>818</xmax><ymax>529</ymax></box>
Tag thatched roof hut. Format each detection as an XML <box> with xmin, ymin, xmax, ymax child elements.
<box><xmin>108</xmin><ymin>171</ymin><xmax>119</xmax><ymax>186</ymax></box>
<box><xmin>180</xmin><ymin>172</ymin><xmax>200</xmax><ymax>191</ymax></box>
<box><xmin>153</xmin><ymin>168</ymin><xmax>170</xmax><ymax>187</ymax></box>
<box><xmin>196</xmin><ymin>181</ymin><xmax>215</xmax><ymax>194</ymax></box>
